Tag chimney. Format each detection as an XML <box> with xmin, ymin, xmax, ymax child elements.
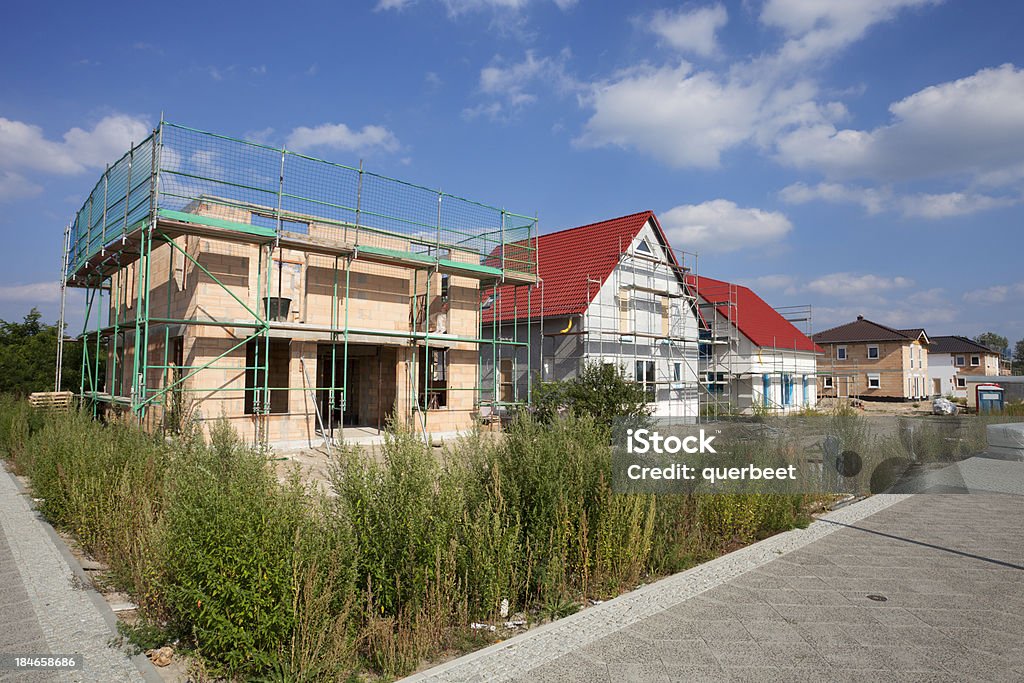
<box><xmin>857</xmin><ymin>315</ymin><xmax>864</xmax><ymax>321</ymax></box>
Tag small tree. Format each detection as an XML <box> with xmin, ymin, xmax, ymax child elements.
<box><xmin>0</xmin><ymin>309</ymin><xmax>85</xmax><ymax>395</ymax></box>
<box><xmin>974</xmin><ymin>332</ymin><xmax>1008</xmax><ymax>355</ymax></box>
<box><xmin>533</xmin><ymin>362</ymin><xmax>651</xmax><ymax>430</ymax></box>
<box><xmin>1014</xmin><ymin>339</ymin><xmax>1024</xmax><ymax>375</ymax></box>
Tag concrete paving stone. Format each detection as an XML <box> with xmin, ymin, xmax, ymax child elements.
<box><xmin>648</xmin><ymin>639</ymin><xmax>721</xmax><ymax>669</ymax></box>
<box><xmin>756</xmin><ymin>587</ymin><xmax>811</xmax><ymax>606</ymax></box>
<box><xmin>506</xmin><ymin>657</ymin><xmax>608</xmax><ymax>683</ymax></box>
<box><xmin>659</xmin><ymin>663</ymin><xmax>731</xmax><ymax>682</ymax></box>
<box><xmin>707</xmin><ymin>641</ymin><xmax>776</xmax><ymax>669</ymax></box>
<box><xmin>722</xmin><ymin>602</ymin><xmax>781</xmax><ymax>621</ymax></box>
<box><xmin>573</xmin><ymin>634</ymin><xmax>650</xmax><ymax>665</ymax></box>
<box><xmin>604</xmin><ymin>661</ymin><xmax>670</xmax><ymax>682</ymax></box>
<box><xmin>724</xmin><ymin>666</ymin><xmax>832</xmax><ymax>682</ymax></box>
<box><xmin>758</xmin><ymin>642</ymin><xmax>831</xmax><ymax>669</ymax></box>
<box><xmin>743</xmin><ymin>620</ymin><xmax>807</xmax><ymax>644</ymax></box>
<box><xmin>692</xmin><ymin>619</ymin><xmax>756</xmax><ymax>644</ymax></box>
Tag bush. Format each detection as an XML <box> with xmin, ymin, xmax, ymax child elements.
<box><xmin>0</xmin><ymin>398</ymin><xmax>814</xmax><ymax>680</ymax></box>
<box><xmin>534</xmin><ymin>362</ymin><xmax>651</xmax><ymax>430</ymax></box>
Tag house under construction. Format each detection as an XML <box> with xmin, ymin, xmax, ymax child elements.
<box><xmin>482</xmin><ymin>211</ymin><xmax>702</xmax><ymax>421</ymax></box>
<box><xmin>60</xmin><ymin>121</ymin><xmax>538</xmax><ymax>446</ymax></box>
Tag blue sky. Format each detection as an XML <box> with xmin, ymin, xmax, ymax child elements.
<box><xmin>2</xmin><ymin>0</ymin><xmax>1023</xmax><ymax>346</ymax></box>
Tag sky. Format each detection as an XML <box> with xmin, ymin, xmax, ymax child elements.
<box><xmin>1</xmin><ymin>0</ymin><xmax>1023</xmax><ymax>347</ymax></box>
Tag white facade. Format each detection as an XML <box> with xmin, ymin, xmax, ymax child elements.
<box><xmin>928</xmin><ymin>354</ymin><xmax>962</xmax><ymax>398</ymax></box>
<box><xmin>706</xmin><ymin>333</ymin><xmax>818</xmax><ymax>414</ymax></box>
<box><xmin>580</xmin><ymin>220</ymin><xmax>702</xmax><ymax>419</ymax></box>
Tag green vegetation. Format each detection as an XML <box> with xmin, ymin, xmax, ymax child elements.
<box><xmin>0</xmin><ymin>397</ymin><xmax>812</xmax><ymax>681</ymax></box>
<box><xmin>0</xmin><ymin>309</ymin><xmax>84</xmax><ymax>394</ymax></box>
<box><xmin>533</xmin><ymin>362</ymin><xmax>651</xmax><ymax>429</ymax></box>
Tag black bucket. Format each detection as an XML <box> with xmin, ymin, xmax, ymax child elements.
<box><xmin>263</xmin><ymin>296</ymin><xmax>292</xmax><ymax>322</ymax></box>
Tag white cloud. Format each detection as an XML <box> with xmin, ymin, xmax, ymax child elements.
<box><xmin>804</xmin><ymin>272</ymin><xmax>913</xmax><ymax>300</ymax></box>
<box><xmin>575</xmin><ymin>63</ymin><xmax>775</xmax><ymax>167</ymax></box>
<box><xmin>760</xmin><ymin>0</ymin><xmax>941</xmax><ymax>67</ymax></box>
<box><xmin>646</xmin><ymin>5</ymin><xmax>728</xmax><ymax>58</ymax></box>
<box><xmin>781</xmin><ymin>181</ymin><xmax>1018</xmax><ymax>218</ymax></box>
<box><xmin>780</xmin><ymin>181</ymin><xmax>890</xmax><ymax>214</ymax></box>
<box><xmin>285</xmin><ymin>123</ymin><xmax>400</xmax><ymax>154</ymax></box>
<box><xmin>898</xmin><ymin>191</ymin><xmax>1018</xmax><ymax>218</ymax></box>
<box><xmin>963</xmin><ymin>282</ymin><xmax>1024</xmax><ymax>305</ymax></box>
<box><xmin>0</xmin><ymin>115</ymin><xmax>150</xmax><ymax>177</ymax></box>
<box><xmin>0</xmin><ymin>172</ymin><xmax>43</xmax><ymax>202</ymax></box>
<box><xmin>470</xmin><ymin>49</ymin><xmax>577</xmax><ymax>120</ymax></box>
<box><xmin>742</xmin><ymin>274</ymin><xmax>798</xmax><ymax>293</ymax></box>
<box><xmin>775</xmin><ymin>64</ymin><xmax>1024</xmax><ymax>182</ymax></box>
<box><xmin>660</xmin><ymin>199</ymin><xmax>793</xmax><ymax>253</ymax></box>
<box><xmin>0</xmin><ymin>281</ymin><xmax>61</xmax><ymax>303</ymax></box>
<box><xmin>376</xmin><ymin>0</ymin><xmax>571</xmax><ymax>16</ymax></box>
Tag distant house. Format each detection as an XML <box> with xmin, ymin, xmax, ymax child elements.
<box><xmin>687</xmin><ymin>276</ymin><xmax>822</xmax><ymax>415</ymax></box>
<box><xmin>927</xmin><ymin>336</ymin><xmax>1002</xmax><ymax>398</ymax></box>
<box><xmin>481</xmin><ymin>211</ymin><xmax>702</xmax><ymax>419</ymax></box>
<box><xmin>813</xmin><ymin>316</ymin><xmax>930</xmax><ymax>401</ymax></box>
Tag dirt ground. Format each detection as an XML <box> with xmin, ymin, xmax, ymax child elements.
<box><xmin>816</xmin><ymin>396</ymin><xmax>938</xmax><ymax>417</ymax></box>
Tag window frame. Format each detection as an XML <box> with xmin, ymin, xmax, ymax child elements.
<box><xmin>635</xmin><ymin>359</ymin><xmax>656</xmax><ymax>402</ymax></box>
<box><xmin>867</xmin><ymin>344</ymin><xmax>880</xmax><ymax>360</ymax></box>
<box><xmin>837</xmin><ymin>346</ymin><xmax>847</xmax><ymax>361</ymax></box>
<box><xmin>867</xmin><ymin>373</ymin><xmax>881</xmax><ymax>390</ymax></box>
<box><xmin>955</xmin><ymin>355</ymin><xmax>965</xmax><ymax>367</ymax></box>
<box><xmin>823</xmin><ymin>375</ymin><xmax>834</xmax><ymax>389</ymax></box>
<box><xmin>971</xmin><ymin>355</ymin><xmax>980</xmax><ymax>366</ymax></box>
<box><xmin>956</xmin><ymin>376</ymin><xmax>967</xmax><ymax>389</ymax></box>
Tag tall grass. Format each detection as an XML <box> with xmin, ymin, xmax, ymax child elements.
<box><xmin>0</xmin><ymin>396</ymin><xmax>813</xmax><ymax>680</ymax></box>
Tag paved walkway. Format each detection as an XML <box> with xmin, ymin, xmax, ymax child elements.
<box><xmin>0</xmin><ymin>462</ymin><xmax>152</xmax><ymax>682</ymax></box>
<box><xmin>405</xmin><ymin>455</ymin><xmax>1024</xmax><ymax>682</ymax></box>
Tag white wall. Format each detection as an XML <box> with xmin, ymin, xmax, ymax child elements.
<box><xmin>927</xmin><ymin>353</ymin><xmax>962</xmax><ymax>398</ymax></box>
<box><xmin>582</xmin><ymin>219</ymin><xmax>701</xmax><ymax>419</ymax></box>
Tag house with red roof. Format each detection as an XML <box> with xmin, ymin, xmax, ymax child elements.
<box><xmin>481</xmin><ymin>211</ymin><xmax>702</xmax><ymax>419</ymax></box>
<box><xmin>687</xmin><ymin>276</ymin><xmax>823</xmax><ymax>414</ymax></box>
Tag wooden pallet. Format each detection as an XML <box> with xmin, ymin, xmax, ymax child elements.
<box><xmin>28</xmin><ymin>391</ymin><xmax>76</xmax><ymax>412</ymax></box>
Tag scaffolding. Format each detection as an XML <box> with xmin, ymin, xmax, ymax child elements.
<box><xmin>696</xmin><ymin>278</ymin><xmax>740</xmax><ymax>417</ymax></box>
<box><xmin>62</xmin><ymin>120</ymin><xmax>537</xmax><ymax>444</ymax></box>
<box><xmin>696</xmin><ymin>284</ymin><xmax>819</xmax><ymax>415</ymax></box>
<box><xmin>535</xmin><ymin>237</ymin><xmax>702</xmax><ymax>421</ymax></box>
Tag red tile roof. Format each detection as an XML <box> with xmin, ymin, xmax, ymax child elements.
<box><xmin>687</xmin><ymin>275</ymin><xmax>822</xmax><ymax>353</ymax></box>
<box><xmin>483</xmin><ymin>210</ymin><xmax>666</xmax><ymax>322</ymax></box>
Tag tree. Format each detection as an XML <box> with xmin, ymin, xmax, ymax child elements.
<box><xmin>0</xmin><ymin>309</ymin><xmax>84</xmax><ymax>395</ymax></box>
<box><xmin>1014</xmin><ymin>339</ymin><xmax>1024</xmax><ymax>375</ymax></box>
<box><xmin>974</xmin><ymin>332</ymin><xmax>1008</xmax><ymax>355</ymax></box>
<box><xmin>533</xmin><ymin>362</ymin><xmax>651</xmax><ymax>431</ymax></box>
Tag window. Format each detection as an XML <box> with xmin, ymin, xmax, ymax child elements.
<box><xmin>762</xmin><ymin>374</ymin><xmax>771</xmax><ymax>407</ymax></box>
<box><xmin>971</xmin><ymin>355</ymin><xmax>980</xmax><ymax>366</ymax></box>
<box><xmin>636</xmin><ymin>238</ymin><xmax>652</xmax><ymax>254</ymax></box>
<box><xmin>245</xmin><ymin>338</ymin><xmax>290</xmax><ymax>415</ymax></box>
<box><xmin>867</xmin><ymin>373</ymin><xmax>881</xmax><ymax>390</ymax></box>
<box><xmin>636</xmin><ymin>360</ymin><xmax>656</xmax><ymax>401</ymax></box>
<box><xmin>782</xmin><ymin>374</ymin><xmax>794</xmax><ymax>406</ymax></box>
<box><xmin>420</xmin><ymin>347</ymin><xmax>448</xmax><ymax>409</ymax></box>
<box><xmin>440</xmin><ymin>274</ymin><xmax>451</xmax><ymax>302</ymax></box>
<box><xmin>837</xmin><ymin>346</ymin><xmax>847</xmax><ymax>360</ymax></box>
<box><xmin>661</xmin><ymin>296</ymin><xmax>670</xmax><ymax>337</ymax></box>
<box><xmin>823</xmin><ymin>375</ymin><xmax>834</xmax><ymax>389</ymax></box>
<box><xmin>955</xmin><ymin>355</ymin><xmax>965</xmax><ymax>367</ymax></box>
<box><xmin>867</xmin><ymin>344</ymin><xmax>879</xmax><ymax>360</ymax></box>
<box><xmin>673</xmin><ymin>362</ymin><xmax>682</xmax><ymax>382</ymax></box>
<box><xmin>956</xmin><ymin>376</ymin><xmax>967</xmax><ymax>388</ymax></box>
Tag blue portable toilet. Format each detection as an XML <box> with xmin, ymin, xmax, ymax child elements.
<box><xmin>976</xmin><ymin>383</ymin><xmax>1005</xmax><ymax>414</ymax></box>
